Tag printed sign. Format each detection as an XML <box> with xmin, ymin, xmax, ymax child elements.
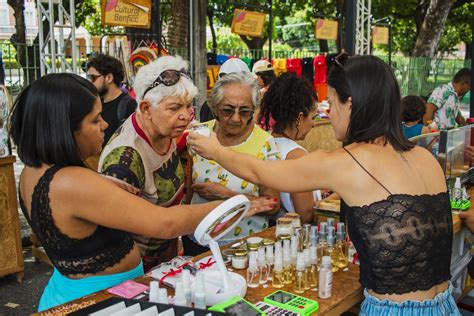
<box><xmin>231</xmin><ymin>9</ymin><xmax>267</xmax><ymax>37</ymax></box>
<box><xmin>315</xmin><ymin>19</ymin><xmax>338</xmax><ymax>41</ymax></box>
<box><xmin>372</xmin><ymin>26</ymin><xmax>389</xmax><ymax>44</ymax></box>
<box><xmin>102</xmin><ymin>0</ymin><xmax>151</xmax><ymax>29</ymax></box>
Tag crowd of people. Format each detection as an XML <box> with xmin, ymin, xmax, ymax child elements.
<box><xmin>6</xmin><ymin>50</ymin><xmax>472</xmax><ymax>315</ymax></box>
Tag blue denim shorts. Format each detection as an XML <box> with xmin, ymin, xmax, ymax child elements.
<box><xmin>360</xmin><ymin>284</ymin><xmax>461</xmax><ymax>316</ymax></box>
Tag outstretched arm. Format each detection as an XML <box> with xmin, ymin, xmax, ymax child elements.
<box><xmin>187</xmin><ymin>132</ymin><xmax>336</xmax><ymax>194</ymax></box>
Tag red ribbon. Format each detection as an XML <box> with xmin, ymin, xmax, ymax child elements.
<box><xmin>159</xmin><ymin>268</ymin><xmax>182</xmax><ymax>283</ymax></box>
<box><xmin>352</xmin><ymin>252</ymin><xmax>359</xmax><ymax>264</ymax></box>
<box><xmin>198</xmin><ymin>258</ymin><xmax>216</xmax><ymax>270</ymax></box>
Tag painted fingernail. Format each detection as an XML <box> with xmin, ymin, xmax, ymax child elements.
<box><xmin>272</xmin><ymin>198</ymin><xmax>279</xmax><ymax>202</ymax></box>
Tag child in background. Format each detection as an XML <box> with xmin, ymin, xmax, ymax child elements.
<box><xmin>402</xmin><ymin>95</ymin><xmax>430</xmax><ymax>140</ymax></box>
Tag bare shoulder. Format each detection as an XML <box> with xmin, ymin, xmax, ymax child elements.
<box><xmin>51</xmin><ymin>166</ymin><xmax>115</xmax><ymax>195</ymax></box>
<box><xmin>286</xmin><ymin>147</ymin><xmax>307</xmax><ymax>160</ymax></box>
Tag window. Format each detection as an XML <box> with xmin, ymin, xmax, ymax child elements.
<box><xmin>0</xmin><ymin>3</ymin><xmax>9</xmax><ymax>27</ymax></box>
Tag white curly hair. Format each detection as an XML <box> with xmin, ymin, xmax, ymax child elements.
<box><xmin>133</xmin><ymin>55</ymin><xmax>198</xmax><ymax>111</ymax></box>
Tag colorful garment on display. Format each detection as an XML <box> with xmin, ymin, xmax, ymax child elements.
<box><xmin>313</xmin><ymin>55</ymin><xmax>327</xmax><ymax>84</ymax></box>
<box><xmin>216</xmin><ymin>54</ymin><xmax>229</xmax><ymax>65</ymax></box>
<box><xmin>130</xmin><ymin>47</ymin><xmax>158</xmax><ymax>74</ymax></box>
<box><xmin>189</xmin><ymin>120</ymin><xmax>280</xmax><ymax>243</ymax></box>
<box><xmin>99</xmin><ymin>113</ymin><xmax>184</xmax><ymax>265</ymax></box>
<box><xmin>286</xmin><ymin>58</ymin><xmax>302</xmax><ymax>77</ymax></box>
<box><xmin>273</xmin><ymin>58</ymin><xmax>287</xmax><ymax>76</ymax></box>
<box><xmin>427</xmin><ymin>82</ymin><xmax>463</xmax><ymax>129</ymax></box>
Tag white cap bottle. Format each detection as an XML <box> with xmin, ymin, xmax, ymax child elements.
<box><xmin>319</xmin><ymin>256</ymin><xmax>333</xmax><ymax>299</ymax></box>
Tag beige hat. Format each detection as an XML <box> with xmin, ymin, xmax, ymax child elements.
<box><xmin>252</xmin><ymin>59</ymin><xmax>273</xmax><ymax>74</ymax></box>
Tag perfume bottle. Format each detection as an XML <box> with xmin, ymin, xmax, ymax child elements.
<box><xmin>246</xmin><ymin>251</ymin><xmax>260</xmax><ymax>288</ymax></box>
<box><xmin>293</xmin><ymin>252</ymin><xmax>306</xmax><ymax>294</ymax></box>
<box><xmin>303</xmin><ymin>248</ymin><xmax>312</xmax><ymax>290</ymax></box>
<box><xmin>272</xmin><ymin>245</ymin><xmax>285</xmax><ymax>289</ymax></box>
<box><xmin>308</xmin><ymin>245</ymin><xmax>318</xmax><ymax>289</ymax></box>
<box><xmin>336</xmin><ymin>222</ymin><xmax>348</xmax><ymax>269</ymax></box>
<box><xmin>317</xmin><ymin>222</ymin><xmax>328</xmax><ymax>269</ymax></box>
<box><xmin>319</xmin><ymin>256</ymin><xmax>333</xmax><ymax>299</ymax></box>
<box><xmin>310</xmin><ymin>225</ymin><xmax>319</xmax><ymax>247</ymax></box>
<box><xmin>258</xmin><ymin>248</ymin><xmax>269</xmax><ymax>284</ymax></box>
<box><xmin>323</xmin><ymin>227</ymin><xmax>340</xmax><ymax>272</ymax></box>
<box><xmin>265</xmin><ymin>241</ymin><xmax>275</xmax><ymax>281</ymax></box>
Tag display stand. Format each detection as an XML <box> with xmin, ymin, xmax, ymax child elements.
<box><xmin>0</xmin><ymin>156</ymin><xmax>24</xmax><ymax>282</ymax></box>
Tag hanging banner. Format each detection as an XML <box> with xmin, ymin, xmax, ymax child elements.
<box><xmin>315</xmin><ymin>19</ymin><xmax>338</xmax><ymax>40</ymax></box>
<box><xmin>231</xmin><ymin>9</ymin><xmax>267</xmax><ymax>37</ymax></box>
<box><xmin>372</xmin><ymin>26</ymin><xmax>389</xmax><ymax>44</ymax></box>
<box><xmin>101</xmin><ymin>0</ymin><xmax>151</xmax><ymax>29</ymax></box>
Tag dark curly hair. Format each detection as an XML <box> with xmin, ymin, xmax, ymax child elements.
<box><xmin>402</xmin><ymin>95</ymin><xmax>426</xmax><ymax>123</ymax></box>
<box><xmin>258</xmin><ymin>72</ymin><xmax>317</xmax><ymax>133</ymax></box>
<box><xmin>256</xmin><ymin>69</ymin><xmax>276</xmax><ymax>87</ymax></box>
<box><xmin>87</xmin><ymin>54</ymin><xmax>125</xmax><ymax>86</ymax></box>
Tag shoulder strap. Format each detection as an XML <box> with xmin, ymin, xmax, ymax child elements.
<box><xmin>342</xmin><ymin>147</ymin><xmax>392</xmax><ymax>195</ymax></box>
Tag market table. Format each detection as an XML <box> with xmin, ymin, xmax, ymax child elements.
<box><xmin>35</xmin><ymin>227</ymin><xmax>363</xmax><ymax>316</ymax></box>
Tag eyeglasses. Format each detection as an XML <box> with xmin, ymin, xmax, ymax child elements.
<box><xmin>333</xmin><ymin>52</ymin><xmax>349</xmax><ymax>68</ymax></box>
<box><xmin>87</xmin><ymin>73</ymin><xmax>104</xmax><ymax>82</ymax></box>
<box><xmin>142</xmin><ymin>69</ymin><xmax>191</xmax><ymax>99</ymax></box>
<box><xmin>218</xmin><ymin>106</ymin><xmax>254</xmax><ymax>119</ymax></box>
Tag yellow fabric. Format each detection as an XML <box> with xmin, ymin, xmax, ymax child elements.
<box><xmin>273</xmin><ymin>58</ymin><xmax>287</xmax><ymax>76</ymax></box>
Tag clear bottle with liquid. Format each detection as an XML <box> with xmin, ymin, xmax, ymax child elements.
<box><xmin>323</xmin><ymin>227</ymin><xmax>340</xmax><ymax>272</ymax></box>
<box><xmin>451</xmin><ymin>177</ymin><xmax>463</xmax><ymax>214</ymax></box>
<box><xmin>272</xmin><ymin>249</ymin><xmax>285</xmax><ymax>289</ymax></box>
<box><xmin>265</xmin><ymin>241</ymin><xmax>275</xmax><ymax>281</ymax></box>
<box><xmin>317</xmin><ymin>222</ymin><xmax>328</xmax><ymax>270</ymax></box>
<box><xmin>293</xmin><ymin>252</ymin><xmax>306</xmax><ymax>294</ymax></box>
<box><xmin>258</xmin><ymin>248</ymin><xmax>269</xmax><ymax>284</ymax></box>
<box><xmin>303</xmin><ymin>248</ymin><xmax>312</xmax><ymax>290</ymax></box>
<box><xmin>246</xmin><ymin>251</ymin><xmax>260</xmax><ymax>288</ymax></box>
<box><xmin>336</xmin><ymin>222</ymin><xmax>348</xmax><ymax>269</ymax></box>
<box><xmin>308</xmin><ymin>245</ymin><xmax>318</xmax><ymax>289</ymax></box>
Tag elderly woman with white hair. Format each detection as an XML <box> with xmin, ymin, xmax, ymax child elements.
<box><xmin>183</xmin><ymin>72</ymin><xmax>281</xmax><ymax>256</ymax></box>
<box><xmin>98</xmin><ymin>55</ymin><xmax>201</xmax><ymax>270</ymax></box>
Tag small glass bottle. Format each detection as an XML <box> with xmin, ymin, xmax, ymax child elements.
<box><xmin>303</xmin><ymin>223</ymin><xmax>312</xmax><ymax>249</ymax></box>
<box><xmin>317</xmin><ymin>222</ymin><xmax>328</xmax><ymax>270</ymax></box>
<box><xmin>323</xmin><ymin>227</ymin><xmax>340</xmax><ymax>272</ymax></box>
<box><xmin>310</xmin><ymin>225</ymin><xmax>319</xmax><ymax>247</ymax></box>
<box><xmin>246</xmin><ymin>251</ymin><xmax>260</xmax><ymax>288</ymax></box>
<box><xmin>319</xmin><ymin>256</ymin><xmax>333</xmax><ymax>299</ymax></box>
<box><xmin>308</xmin><ymin>245</ymin><xmax>318</xmax><ymax>290</ymax></box>
<box><xmin>285</xmin><ymin>213</ymin><xmax>302</xmax><ymax>230</ymax></box>
<box><xmin>272</xmin><ymin>248</ymin><xmax>285</xmax><ymax>289</ymax></box>
<box><xmin>303</xmin><ymin>248</ymin><xmax>312</xmax><ymax>290</ymax></box>
<box><xmin>232</xmin><ymin>249</ymin><xmax>248</xmax><ymax>270</ymax></box>
<box><xmin>293</xmin><ymin>252</ymin><xmax>306</xmax><ymax>294</ymax></box>
<box><xmin>282</xmin><ymin>249</ymin><xmax>293</xmax><ymax>284</ymax></box>
<box><xmin>264</xmin><ymin>239</ymin><xmax>275</xmax><ymax>281</ymax></box>
<box><xmin>258</xmin><ymin>248</ymin><xmax>268</xmax><ymax>284</ymax></box>
<box><xmin>336</xmin><ymin>222</ymin><xmax>348</xmax><ymax>269</ymax></box>
<box><xmin>276</xmin><ymin>218</ymin><xmax>294</xmax><ymax>238</ymax></box>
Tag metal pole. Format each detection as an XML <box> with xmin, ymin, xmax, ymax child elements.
<box><xmin>189</xmin><ymin>0</ymin><xmax>194</xmax><ymax>77</ymax></box>
<box><xmin>70</xmin><ymin>0</ymin><xmax>77</xmax><ymax>73</ymax></box>
<box><xmin>157</xmin><ymin>0</ymin><xmax>161</xmax><ymax>55</ymax></box>
<box><xmin>345</xmin><ymin>0</ymin><xmax>356</xmax><ymax>55</ymax></box>
<box><xmin>470</xmin><ymin>27</ymin><xmax>473</xmax><ymax>118</ymax></box>
<box><xmin>388</xmin><ymin>21</ymin><xmax>392</xmax><ymax>68</ymax></box>
<box><xmin>268</xmin><ymin>0</ymin><xmax>272</xmax><ymax>61</ymax></box>
<box><xmin>49</xmin><ymin>0</ymin><xmax>56</xmax><ymax>73</ymax></box>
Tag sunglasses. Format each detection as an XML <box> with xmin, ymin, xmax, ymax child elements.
<box><xmin>142</xmin><ymin>69</ymin><xmax>191</xmax><ymax>99</ymax></box>
<box><xmin>87</xmin><ymin>73</ymin><xmax>104</xmax><ymax>82</ymax></box>
<box><xmin>218</xmin><ymin>107</ymin><xmax>254</xmax><ymax>119</ymax></box>
<box><xmin>333</xmin><ymin>52</ymin><xmax>349</xmax><ymax>68</ymax></box>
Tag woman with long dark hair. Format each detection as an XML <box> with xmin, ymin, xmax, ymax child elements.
<box><xmin>189</xmin><ymin>55</ymin><xmax>459</xmax><ymax>315</ymax></box>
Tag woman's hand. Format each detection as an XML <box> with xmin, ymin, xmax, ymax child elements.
<box><xmin>192</xmin><ymin>182</ymin><xmax>233</xmax><ymax>200</ymax></box>
<box><xmin>247</xmin><ymin>197</ymin><xmax>279</xmax><ymax>217</ymax></box>
<box><xmin>187</xmin><ymin>131</ymin><xmax>223</xmax><ymax>160</ymax></box>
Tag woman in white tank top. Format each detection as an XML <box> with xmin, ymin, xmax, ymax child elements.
<box><xmin>259</xmin><ymin>73</ymin><xmax>320</xmax><ymax>223</ymax></box>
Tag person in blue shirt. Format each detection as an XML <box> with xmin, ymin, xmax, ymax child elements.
<box><xmin>402</xmin><ymin>95</ymin><xmax>430</xmax><ymax>140</ymax></box>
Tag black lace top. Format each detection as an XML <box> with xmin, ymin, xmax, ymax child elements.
<box><xmin>342</xmin><ymin>148</ymin><xmax>453</xmax><ymax>295</ymax></box>
<box><xmin>19</xmin><ymin>165</ymin><xmax>135</xmax><ymax>276</ymax></box>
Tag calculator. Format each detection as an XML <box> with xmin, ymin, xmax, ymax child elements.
<box><xmin>255</xmin><ymin>301</ymin><xmax>300</xmax><ymax>316</ymax></box>
<box><xmin>209</xmin><ymin>297</ymin><xmax>262</xmax><ymax>316</ymax></box>
<box><xmin>263</xmin><ymin>290</ymin><xmax>319</xmax><ymax>316</ymax></box>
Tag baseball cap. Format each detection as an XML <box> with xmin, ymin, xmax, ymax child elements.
<box><xmin>252</xmin><ymin>59</ymin><xmax>273</xmax><ymax>74</ymax></box>
<box><xmin>218</xmin><ymin>58</ymin><xmax>251</xmax><ymax>77</ymax></box>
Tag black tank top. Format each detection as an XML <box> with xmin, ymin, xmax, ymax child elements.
<box><xmin>19</xmin><ymin>165</ymin><xmax>135</xmax><ymax>276</ymax></box>
<box><xmin>342</xmin><ymin>147</ymin><xmax>452</xmax><ymax>295</ymax></box>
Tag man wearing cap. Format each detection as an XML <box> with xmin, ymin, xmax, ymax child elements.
<box><xmin>252</xmin><ymin>59</ymin><xmax>276</xmax><ymax>93</ymax></box>
<box><xmin>200</xmin><ymin>58</ymin><xmax>252</xmax><ymax>122</ymax></box>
